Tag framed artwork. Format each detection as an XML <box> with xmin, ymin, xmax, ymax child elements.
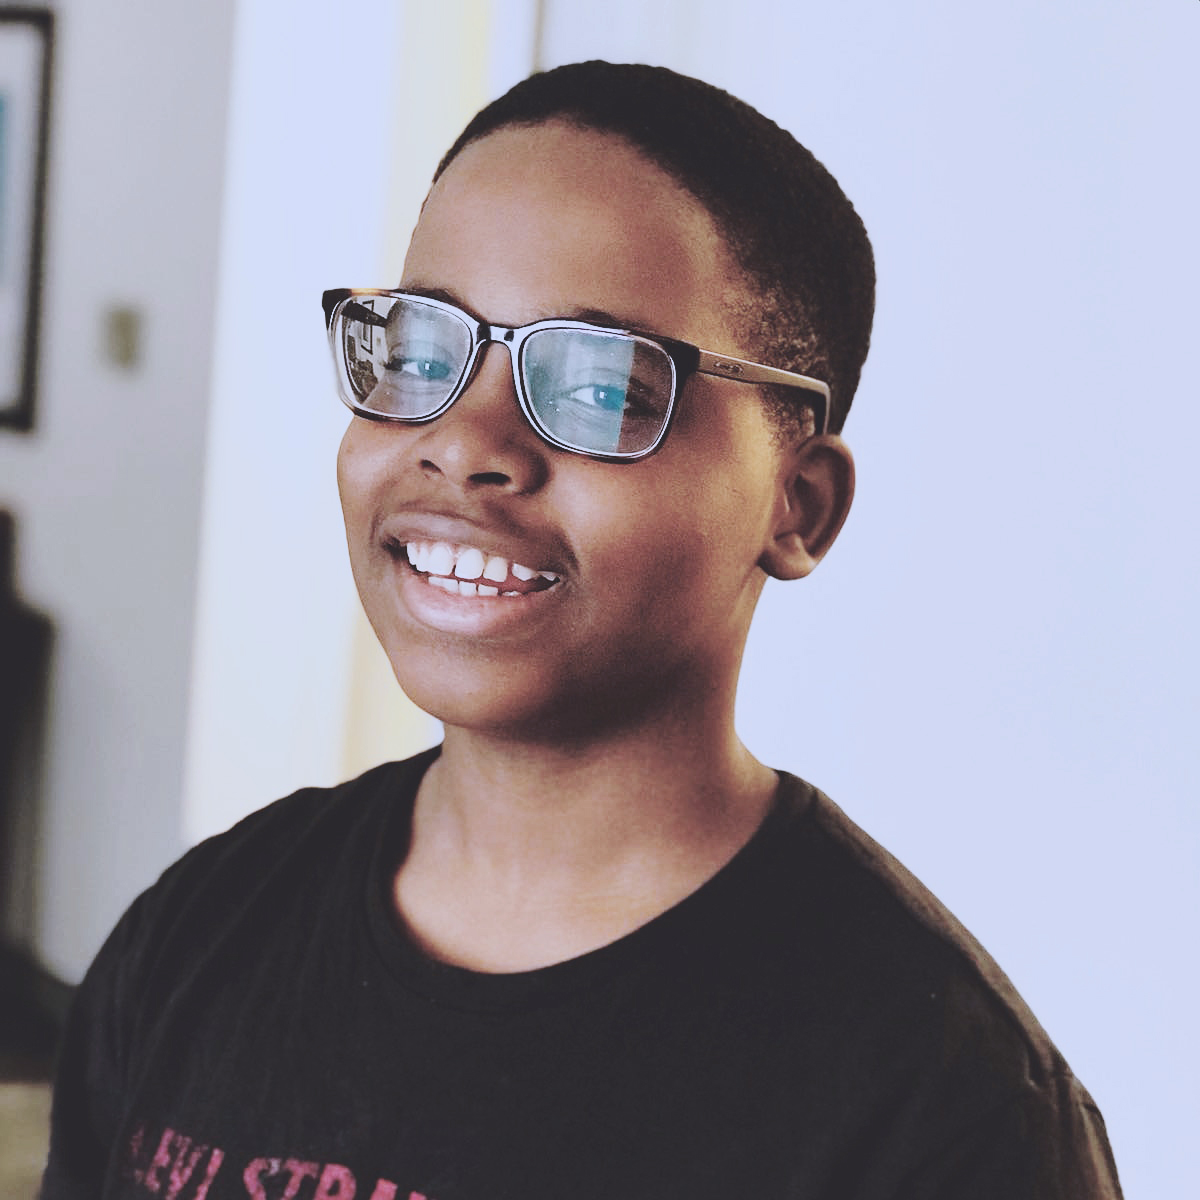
<box><xmin>0</xmin><ymin>9</ymin><xmax>52</xmax><ymax>432</ymax></box>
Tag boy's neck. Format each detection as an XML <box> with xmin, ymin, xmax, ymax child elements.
<box><xmin>392</xmin><ymin>718</ymin><xmax>778</xmax><ymax>973</ymax></box>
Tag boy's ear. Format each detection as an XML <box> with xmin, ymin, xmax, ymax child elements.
<box><xmin>759</xmin><ymin>435</ymin><xmax>855</xmax><ymax>580</ymax></box>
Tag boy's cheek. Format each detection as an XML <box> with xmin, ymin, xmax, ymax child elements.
<box><xmin>336</xmin><ymin>419</ymin><xmax>396</xmax><ymax>539</ymax></box>
<box><xmin>335</xmin><ymin>421</ymin><xmax>363</xmax><ymax>524</ymax></box>
<box><xmin>336</xmin><ymin>419</ymin><xmax>372</xmax><ymax>504</ymax></box>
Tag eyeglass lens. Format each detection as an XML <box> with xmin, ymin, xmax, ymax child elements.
<box><xmin>333</xmin><ymin>295</ymin><xmax>676</xmax><ymax>457</ymax></box>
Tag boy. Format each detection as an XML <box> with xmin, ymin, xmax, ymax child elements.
<box><xmin>43</xmin><ymin>62</ymin><xmax>1122</xmax><ymax>1199</ymax></box>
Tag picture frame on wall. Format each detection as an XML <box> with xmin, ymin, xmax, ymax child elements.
<box><xmin>0</xmin><ymin>9</ymin><xmax>52</xmax><ymax>432</ymax></box>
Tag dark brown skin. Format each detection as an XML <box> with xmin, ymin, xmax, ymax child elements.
<box><xmin>337</xmin><ymin>122</ymin><xmax>855</xmax><ymax>971</ymax></box>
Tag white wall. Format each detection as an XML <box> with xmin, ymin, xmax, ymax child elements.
<box><xmin>179</xmin><ymin>0</ymin><xmax>403</xmax><ymax>845</ymax></box>
<box><xmin>0</xmin><ymin>0</ymin><xmax>237</xmax><ymax>978</ymax></box>
<box><xmin>539</xmin><ymin>2</ymin><xmax>1197</xmax><ymax>1196</ymax></box>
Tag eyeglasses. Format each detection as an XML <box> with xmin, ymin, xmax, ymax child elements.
<box><xmin>322</xmin><ymin>288</ymin><xmax>830</xmax><ymax>462</ymax></box>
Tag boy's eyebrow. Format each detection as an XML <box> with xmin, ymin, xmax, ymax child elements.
<box><xmin>401</xmin><ymin>283</ymin><xmax>654</xmax><ymax>335</ymax></box>
<box><xmin>401</xmin><ymin>283</ymin><xmax>470</xmax><ymax>309</ymax></box>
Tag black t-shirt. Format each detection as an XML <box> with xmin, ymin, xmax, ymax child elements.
<box><xmin>42</xmin><ymin>750</ymin><xmax>1122</xmax><ymax>1199</ymax></box>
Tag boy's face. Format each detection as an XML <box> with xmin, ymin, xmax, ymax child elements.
<box><xmin>338</xmin><ymin>121</ymin><xmax>806</xmax><ymax>738</ymax></box>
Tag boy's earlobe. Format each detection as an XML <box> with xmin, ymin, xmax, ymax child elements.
<box><xmin>759</xmin><ymin>435</ymin><xmax>856</xmax><ymax>581</ymax></box>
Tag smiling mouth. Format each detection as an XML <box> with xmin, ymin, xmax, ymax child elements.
<box><xmin>399</xmin><ymin>540</ymin><xmax>561</xmax><ymax>598</ymax></box>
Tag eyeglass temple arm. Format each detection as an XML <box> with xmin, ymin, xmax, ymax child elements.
<box><xmin>695</xmin><ymin>350</ymin><xmax>831</xmax><ymax>435</ymax></box>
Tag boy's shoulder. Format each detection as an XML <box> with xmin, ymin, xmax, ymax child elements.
<box><xmin>159</xmin><ymin>753</ymin><xmax>427</xmax><ymax>895</ymax></box>
<box><xmin>95</xmin><ymin>751</ymin><xmax>433</xmax><ymax>996</ymax></box>
<box><xmin>770</xmin><ymin>774</ymin><xmax>1065</xmax><ymax>1082</ymax></box>
<box><xmin>736</xmin><ymin>776</ymin><xmax>1118</xmax><ymax>1191</ymax></box>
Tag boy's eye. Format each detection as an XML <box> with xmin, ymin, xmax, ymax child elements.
<box><xmin>386</xmin><ymin>354</ymin><xmax>455</xmax><ymax>382</ymax></box>
<box><xmin>533</xmin><ymin>376</ymin><xmax>663</xmax><ymax>454</ymax></box>
<box><xmin>562</xmin><ymin>383</ymin><xmax>628</xmax><ymax>413</ymax></box>
<box><xmin>381</xmin><ymin>336</ymin><xmax>460</xmax><ymax>385</ymax></box>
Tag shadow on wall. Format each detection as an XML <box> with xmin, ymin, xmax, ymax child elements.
<box><xmin>0</xmin><ymin>509</ymin><xmax>72</xmax><ymax>1081</ymax></box>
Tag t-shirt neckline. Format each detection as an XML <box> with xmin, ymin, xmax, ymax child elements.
<box><xmin>363</xmin><ymin>748</ymin><xmax>814</xmax><ymax>1013</ymax></box>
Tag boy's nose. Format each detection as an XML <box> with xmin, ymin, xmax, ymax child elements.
<box><xmin>411</xmin><ymin>345</ymin><xmax>549</xmax><ymax>494</ymax></box>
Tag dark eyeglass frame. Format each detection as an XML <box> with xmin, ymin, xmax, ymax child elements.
<box><xmin>322</xmin><ymin>288</ymin><xmax>830</xmax><ymax>462</ymax></box>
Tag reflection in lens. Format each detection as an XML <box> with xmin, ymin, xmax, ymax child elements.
<box><xmin>342</xmin><ymin>301</ymin><xmax>385</xmax><ymax>402</ymax></box>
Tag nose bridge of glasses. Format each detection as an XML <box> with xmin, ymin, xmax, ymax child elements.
<box><xmin>464</xmin><ymin>322</ymin><xmax>524</xmax><ymax>400</ymax></box>
<box><xmin>446</xmin><ymin>321</ymin><xmax>527</xmax><ymax>430</ymax></box>
<box><xmin>475</xmin><ymin>321</ymin><xmax>519</xmax><ymax>351</ymax></box>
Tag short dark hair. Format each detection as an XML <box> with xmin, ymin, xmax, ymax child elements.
<box><xmin>436</xmin><ymin>61</ymin><xmax>875</xmax><ymax>435</ymax></box>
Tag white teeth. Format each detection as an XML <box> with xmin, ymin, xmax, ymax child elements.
<box><xmin>426</xmin><ymin>542</ymin><xmax>455</xmax><ymax>575</ymax></box>
<box><xmin>454</xmin><ymin>547</ymin><xmax>485</xmax><ymax>580</ymax></box>
<box><xmin>404</xmin><ymin>539</ymin><xmax>560</xmax><ymax>591</ymax></box>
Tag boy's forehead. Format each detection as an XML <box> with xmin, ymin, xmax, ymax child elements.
<box><xmin>403</xmin><ymin>121</ymin><xmax>746</xmax><ymax>345</ymax></box>
<box><xmin>425</xmin><ymin>119</ymin><xmax>702</xmax><ymax>221</ymax></box>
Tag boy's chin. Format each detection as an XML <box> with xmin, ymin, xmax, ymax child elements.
<box><xmin>388</xmin><ymin>649</ymin><xmax>672</xmax><ymax>748</ymax></box>
<box><xmin>388</xmin><ymin>651</ymin><xmax>564</xmax><ymax>741</ymax></box>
